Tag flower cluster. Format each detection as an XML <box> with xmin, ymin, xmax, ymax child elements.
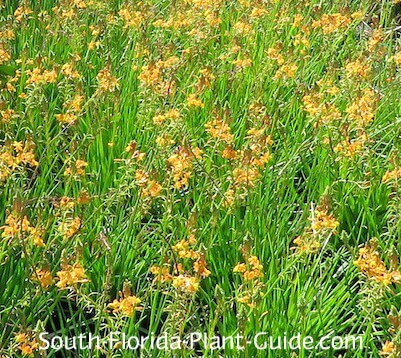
<box><xmin>151</xmin><ymin>234</ymin><xmax>211</xmax><ymax>294</ymax></box>
<box><xmin>56</xmin><ymin>262</ymin><xmax>88</xmax><ymax>289</ymax></box>
<box><xmin>15</xmin><ymin>332</ymin><xmax>39</xmax><ymax>357</ymax></box>
<box><xmin>233</xmin><ymin>255</ymin><xmax>264</xmax><ymax>281</ymax></box>
<box><xmin>97</xmin><ymin>68</ymin><xmax>119</xmax><ymax>93</ymax></box>
<box><xmin>293</xmin><ymin>204</ymin><xmax>339</xmax><ymax>254</ymax></box>
<box><xmin>31</xmin><ymin>268</ymin><xmax>53</xmax><ymax>289</ymax></box>
<box><xmin>233</xmin><ymin>254</ymin><xmax>264</xmax><ymax>308</ymax></box>
<box><xmin>382</xmin><ymin>167</ymin><xmax>401</xmax><ymax>184</ymax></box>
<box><xmin>354</xmin><ymin>242</ymin><xmax>401</xmax><ymax>286</ymax></box>
<box><xmin>312</xmin><ymin>13</ymin><xmax>351</xmax><ymax>34</ymax></box>
<box><xmin>64</xmin><ymin>159</ymin><xmax>88</xmax><ymax>178</ymax></box>
<box><xmin>1</xmin><ymin>213</ymin><xmax>44</xmax><ymax>246</ymax></box>
<box><xmin>134</xmin><ymin>170</ymin><xmax>163</xmax><ymax>198</ymax></box>
<box><xmin>0</xmin><ymin>141</ymin><xmax>38</xmax><ymax>181</ymax></box>
<box><xmin>167</xmin><ymin>146</ymin><xmax>202</xmax><ymax>189</ymax></box>
<box><xmin>346</xmin><ymin>89</ymin><xmax>376</xmax><ymax>127</ymax></box>
<box><xmin>58</xmin><ymin>216</ymin><xmax>81</xmax><ymax>239</ymax></box>
<box><xmin>25</xmin><ymin>67</ymin><xmax>58</xmax><ymax>85</ymax></box>
<box><xmin>108</xmin><ymin>285</ymin><xmax>142</xmax><ymax>316</ymax></box>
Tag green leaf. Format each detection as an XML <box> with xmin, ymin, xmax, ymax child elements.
<box><xmin>0</xmin><ymin>64</ymin><xmax>17</xmax><ymax>78</ymax></box>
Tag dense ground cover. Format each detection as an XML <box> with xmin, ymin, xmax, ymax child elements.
<box><xmin>2</xmin><ymin>0</ymin><xmax>401</xmax><ymax>356</ymax></box>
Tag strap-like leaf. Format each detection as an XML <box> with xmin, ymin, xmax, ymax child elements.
<box><xmin>0</xmin><ymin>64</ymin><xmax>17</xmax><ymax>77</ymax></box>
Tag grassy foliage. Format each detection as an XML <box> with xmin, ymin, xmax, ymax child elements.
<box><xmin>2</xmin><ymin>0</ymin><xmax>401</xmax><ymax>356</ymax></box>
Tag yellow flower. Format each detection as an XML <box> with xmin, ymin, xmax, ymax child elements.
<box><xmin>0</xmin><ymin>48</ymin><xmax>11</xmax><ymax>65</ymax></box>
<box><xmin>345</xmin><ymin>89</ymin><xmax>376</xmax><ymax>126</ymax></box>
<box><xmin>97</xmin><ymin>68</ymin><xmax>119</xmax><ymax>92</ymax></box>
<box><xmin>68</xmin><ymin>95</ymin><xmax>84</xmax><ymax>112</ymax></box>
<box><xmin>145</xmin><ymin>180</ymin><xmax>162</xmax><ymax>197</ymax></box>
<box><xmin>312</xmin><ymin>13</ymin><xmax>351</xmax><ymax>34</ymax></box>
<box><xmin>118</xmin><ymin>7</ymin><xmax>145</xmax><ymax>29</ymax></box>
<box><xmin>354</xmin><ymin>243</ymin><xmax>400</xmax><ymax>286</ymax></box>
<box><xmin>293</xmin><ymin>34</ymin><xmax>310</xmax><ymax>48</ymax></box>
<box><xmin>61</xmin><ymin>63</ymin><xmax>80</xmax><ymax>79</ymax></box>
<box><xmin>32</xmin><ymin>269</ymin><xmax>53</xmax><ymax>288</ymax></box>
<box><xmin>292</xmin><ymin>14</ymin><xmax>303</xmax><ymax>27</ymax></box>
<box><xmin>167</xmin><ymin>147</ymin><xmax>195</xmax><ymax>189</ymax></box>
<box><xmin>237</xmin><ymin>295</ymin><xmax>256</xmax><ymax>308</ymax></box>
<box><xmin>1</xmin><ymin>108</ymin><xmax>18</xmax><ymax>123</ymax></box>
<box><xmin>243</xmin><ymin>269</ymin><xmax>263</xmax><ymax>281</ymax></box>
<box><xmin>345</xmin><ymin>60</ymin><xmax>371</xmax><ymax>78</ymax></box>
<box><xmin>205</xmin><ymin>118</ymin><xmax>233</xmax><ymax>143</ymax></box>
<box><xmin>382</xmin><ymin>167</ymin><xmax>401</xmax><ymax>184</ymax></box>
<box><xmin>172</xmin><ymin>275</ymin><xmax>200</xmax><ymax>294</ymax></box>
<box><xmin>14</xmin><ymin>5</ymin><xmax>33</xmax><ymax>22</ymax></box>
<box><xmin>157</xmin><ymin>56</ymin><xmax>180</xmax><ymax>69</ymax></box>
<box><xmin>59</xmin><ymin>196</ymin><xmax>75</xmax><ymax>210</ymax></box>
<box><xmin>293</xmin><ymin>236</ymin><xmax>321</xmax><ymax>254</ymax></box>
<box><xmin>1</xmin><ymin>213</ymin><xmax>20</xmax><ymax>239</ymax></box>
<box><xmin>380</xmin><ymin>341</ymin><xmax>396</xmax><ymax>356</ymax></box>
<box><xmin>125</xmin><ymin>140</ymin><xmax>146</xmax><ymax>160</ymax></box>
<box><xmin>55</xmin><ymin>113</ymin><xmax>77</xmax><ymax>125</ymax></box>
<box><xmin>222</xmin><ymin>146</ymin><xmax>237</xmax><ymax>160</ymax></box>
<box><xmin>108</xmin><ymin>295</ymin><xmax>141</xmax><ymax>316</ymax></box>
<box><xmin>135</xmin><ymin>169</ymin><xmax>149</xmax><ymax>187</ymax></box>
<box><xmin>333</xmin><ymin>135</ymin><xmax>367</xmax><ymax>158</ymax></box>
<box><xmin>233</xmin><ymin>21</ymin><xmax>253</xmax><ymax>36</ymax></box>
<box><xmin>266</xmin><ymin>47</ymin><xmax>285</xmax><ymax>65</ymax></box>
<box><xmin>64</xmin><ymin>159</ymin><xmax>87</xmax><ymax>177</ymax></box>
<box><xmin>134</xmin><ymin>170</ymin><xmax>162</xmax><ymax>198</ymax></box>
<box><xmin>59</xmin><ymin>217</ymin><xmax>81</xmax><ymax>239</ymax></box>
<box><xmin>232</xmin><ymin>58</ymin><xmax>252</xmax><ymax>68</ymax></box>
<box><xmin>273</xmin><ymin>64</ymin><xmax>297</xmax><ymax>80</ymax></box>
<box><xmin>56</xmin><ymin>262</ymin><xmax>88</xmax><ymax>289</ymax></box>
<box><xmin>172</xmin><ymin>239</ymin><xmax>199</xmax><ymax>259</ymax></box>
<box><xmin>152</xmin><ymin>109</ymin><xmax>180</xmax><ymax>125</ymax></box>
<box><xmin>392</xmin><ymin>52</ymin><xmax>401</xmax><ymax>65</ymax></box>
<box><xmin>0</xmin><ymin>141</ymin><xmax>38</xmax><ymax>181</ymax></box>
<box><xmin>187</xmin><ymin>94</ymin><xmax>204</xmax><ymax>108</ymax></box>
<box><xmin>150</xmin><ymin>265</ymin><xmax>173</xmax><ymax>282</ymax></box>
<box><xmin>233</xmin><ymin>263</ymin><xmax>247</xmax><ymax>273</ymax></box>
<box><xmin>233</xmin><ymin>255</ymin><xmax>263</xmax><ymax>281</ymax></box>
<box><xmin>247</xmin><ymin>255</ymin><xmax>263</xmax><ymax>270</ymax></box>
<box><xmin>139</xmin><ymin>64</ymin><xmax>161</xmax><ymax>86</ymax></box>
<box><xmin>77</xmin><ymin>190</ymin><xmax>91</xmax><ymax>205</ymax></box>
<box><xmin>250</xmin><ymin>7</ymin><xmax>267</xmax><ymax>18</ymax></box>
<box><xmin>42</xmin><ymin>70</ymin><xmax>58</xmax><ymax>83</ymax></box>
<box><xmin>302</xmin><ymin>93</ymin><xmax>323</xmax><ymax>117</ymax></box>
<box><xmin>197</xmin><ymin>68</ymin><xmax>215</xmax><ymax>90</ymax></box>
<box><xmin>310</xmin><ymin>209</ymin><xmax>339</xmax><ymax>232</ymax></box>
<box><xmin>29</xmin><ymin>227</ymin><xmax>45</xmax><ymax>247</ymax></box>
<box><xmin>232</xmin><ymin>167</ymin><xmax>260</xmax><ymax>187</ymax></box>
<box><xmin>367</xmin><ymin>29</ymin><xmax>384</xmax><ymax>52</ymax></box>
<box><xmin>1</xmin><ymin>212</ymin><xmax>44</xmax><ymax>246</ymax></box>
<box><xmin>193</xmin><ymin>256</ymin><xmax>211</xmax><ymax>278</ymax></box>
<box><xmin>15</xmin><ymin>333</ymin><xmax>39</xmax><ymax>356</ymax></box>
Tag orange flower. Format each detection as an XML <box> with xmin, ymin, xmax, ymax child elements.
<box><xmin>97</xmin><ymin>68</ymin><xmax>119</xmax><ymax>92</ymax></box>
<box><xmin>15</xmin><ymin>333</ymin><xmax>39</xmax><ymax>356</ymax></box>
<box><xmin>380</xmin><ymin>341</ymin><xmax>396</xmax><ymax>356</ymax></box>
<box><xmin>354</xmin><ymin>243</ymin><xmax>400</xmax><ymax>286</ymax></box>
<box><xmin>312</xmin><ymin>13</ymin><xmax>351</xmax><ymax>34</ymax></box>
<box><xmin>108</xmin><ymin>294</ymin><xmax>141</xmax><ymax>316</ymax></box>
<box><xmin>56</xmin><ymin>262</ymin><xmax>88</xmax><ymax>288</ymax></box>
<box><xmin>1</xmin><ymin>213</ymin><xmax>44</xmax><ymax>246</ymax></box>
<box><xmin>193</xmin><ymin>256</ymin><xmax>211</xmax><ymax>278</ymax></box>
<box><xmin>205</xmin><ymin>118</ymin><xmax>233</xmax><ymax>143</ymax></box>
<box><xmin>59</xmin><ymin>217</ymin><xmax>81</xmax><ymax>239</ymax></box>
<box><xmin>233</xmin><ymin>255</ymin><xmax>263</xmax><ymax>281</ymax></box>
<box><xmin>172</xmin><ymin>275</ymin><xmax>200</xmax><ymax>293</ymax></box>
<box><xmin>32</xmin><ymin>269</ymin><xmax>53</xmax><ymax>288</ymax></box>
